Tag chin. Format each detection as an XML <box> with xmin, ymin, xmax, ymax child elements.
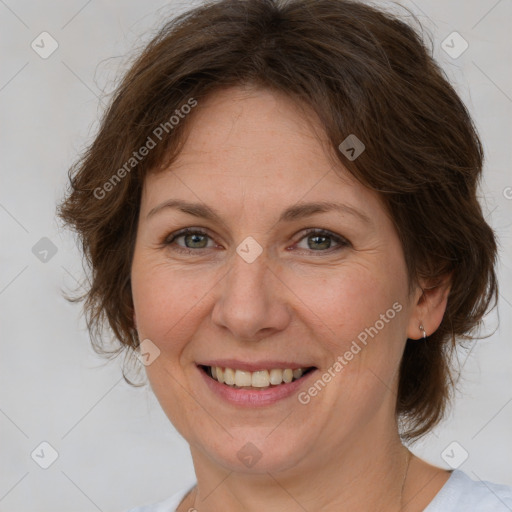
<box><xmin>193</xmin><ymin>428</ymin><xmax>311</xmax><ymax>474</ymax></box>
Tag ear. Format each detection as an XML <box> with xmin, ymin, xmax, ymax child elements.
<box><xmin>406</xmin><ymin>272</ymin><xmax>453</xmax><ymax>340</ymax></box>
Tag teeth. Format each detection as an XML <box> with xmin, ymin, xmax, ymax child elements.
<box><xmin>282</xmin><ymin>369</ymin><xmax>293</xmax><ymax>383</ymax></box>
<box><xmin>269</xmin><ymin>368</ymin><xmax>283</xmax><ymax>385</ymax></box>
<box><xmin>252</xmin><ymin>370</ymin><xmax>270</xmax><ymax>387</ymax></box>
<box><xmin>224</xmin><ymin>367</ymin><xmax>235</xmax><ymax>385</ymax></box>
<box><xmin>235</xmin><ymin>370</ymin><xmax>252</xmax><ymax>387</ymax></box>
<box><xmin>206</xmin><ymin>365</ymin><xmax>311</xmax><ymax>388</ymax></box>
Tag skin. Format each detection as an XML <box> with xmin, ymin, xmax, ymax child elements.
<box><xmin>131</xmin><ymin>85</ymin><xmax>452</xmax><ymax>511</ymax></box>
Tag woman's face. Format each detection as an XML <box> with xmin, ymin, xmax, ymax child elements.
<box><xmin>131</xmin><ymin>86</ymin><xmax>424</xmax><ymax>474</ymax></box>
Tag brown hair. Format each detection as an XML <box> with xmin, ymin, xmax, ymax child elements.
<box><xmin>57</xmin><ymin>0</ymin><xmax>499</xmax><ymax>441</ymax></box>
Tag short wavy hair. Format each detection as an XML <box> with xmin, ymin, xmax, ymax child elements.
<box><xmin>57</xmin><ymin>0</ymin><xmax>499</xmax><ymax>441</ymax></box>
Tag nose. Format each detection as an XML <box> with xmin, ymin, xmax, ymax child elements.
<box><xmin>211</xmin><ymin>249</ymin><xmax>292</xmax><ymax>342</ymax></box>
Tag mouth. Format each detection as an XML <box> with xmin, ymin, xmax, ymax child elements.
<box><xmin>198</xmin><ymin>364</ymin><xmax>317</xmax><ymax>390</ymax></box>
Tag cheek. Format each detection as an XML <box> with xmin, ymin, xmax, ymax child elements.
<box><xmin>287</xmin><ymin>261</ymin><xmax>407</xmax><ymax>356</ymax></box>
<box><xmin>131</xmin><ymin>262</ymin><xmax>212</xmax><ymax>433</ymax></box>
<box><xmin>131</xmin><ymin>261</ymin><xmax>212</xmax><ymax>356</ymax></box>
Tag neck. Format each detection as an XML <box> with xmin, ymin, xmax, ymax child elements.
<box><xmin>186</xmin><ymin>423</ymin><xmax>411</xmax><ymax>512</ymax></box>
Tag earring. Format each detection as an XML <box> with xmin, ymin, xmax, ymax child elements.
<box><xmin>419</xmin><ymin>323</ymin><xmax>427</xmax><ymax>339</ymax></box>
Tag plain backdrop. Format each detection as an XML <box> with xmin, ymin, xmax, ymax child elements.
<box><xmin>1</xmin><ymin>0</ymin><xmax>511</xmax><ymax>510</ymax></box>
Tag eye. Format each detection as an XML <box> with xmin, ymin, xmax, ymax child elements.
<box><xmin>293</xmin><ymin>228</ymin><xmax>350</xmax><ymax>253</ymax></box>
<box><xmin>163</xmin><ymin>228</ymin><xmax>217</xmax><ymax>254</ymax></box>
<box><xmin>162</xmin><ymin>227</ymin><xmax>350</xmax><ymax>255</ymax></box>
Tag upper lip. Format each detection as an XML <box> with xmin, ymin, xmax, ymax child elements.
<box><xmin>197</xmin><ymin>359</ymin><xmax>316</xmax><ymax>372</ymax></box>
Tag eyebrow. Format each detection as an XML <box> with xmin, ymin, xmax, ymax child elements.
<box><xmin>146</xmin><ymin>199</ymin><xmax>372</xmax><ymax>226</ymax></box>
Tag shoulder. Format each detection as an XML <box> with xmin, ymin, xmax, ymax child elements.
<box><xmin>124</xmin><ymin>484</ymin><xmax>195</xmax><ymax>512</ymax></box>
<box><xmin>425</xmin><ymin>470</ymin><xmax>512</xmax><ymax>511</ymax></box>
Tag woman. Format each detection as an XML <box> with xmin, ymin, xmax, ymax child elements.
<box><xmin>57</xmin><ymin>0</ymin><xmax>512</xmax><ymax>510</ymax></box>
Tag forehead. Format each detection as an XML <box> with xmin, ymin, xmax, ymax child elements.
<box><xmin>141</xmin><ymin>85</ymin><xmax>386</xmax><ymax>222</ymax></box>
<box><xmin>170</xmin><ymin>86</ymin><xmax>337</xmax><ymax>174</ymax></box>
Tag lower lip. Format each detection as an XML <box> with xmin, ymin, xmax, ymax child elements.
<box><xmin>197</xmin><ymin>366</ymin><xmax>317</xmax><ymax>407</ymax></box>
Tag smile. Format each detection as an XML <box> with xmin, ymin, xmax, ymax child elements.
<box><xmin>200</xmin><ymin>365</ymin><xmax>316</xmax><ymax>389</ymax></box>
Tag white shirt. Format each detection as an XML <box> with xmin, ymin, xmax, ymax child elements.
<box><xmin>126</xmin><ymin>470</ymin><xmax>512</xmax><ymax>511</ymax></box>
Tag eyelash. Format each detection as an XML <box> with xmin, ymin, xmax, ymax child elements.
<box><xmin>162</xmin><ymin>227</ymin><xmax>350</xmax><ymax>256</ymax></box>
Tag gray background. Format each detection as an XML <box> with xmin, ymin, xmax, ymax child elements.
<box><xmin>1</xmin><ymin>0</ymin><xmax>511</xmax><ymax>510</ymax></box>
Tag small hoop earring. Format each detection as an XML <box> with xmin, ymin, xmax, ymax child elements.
<box><xmin>419</xmin><ymin>323</ymin><xmax>427</xmax><ymax>339</ymax></box>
